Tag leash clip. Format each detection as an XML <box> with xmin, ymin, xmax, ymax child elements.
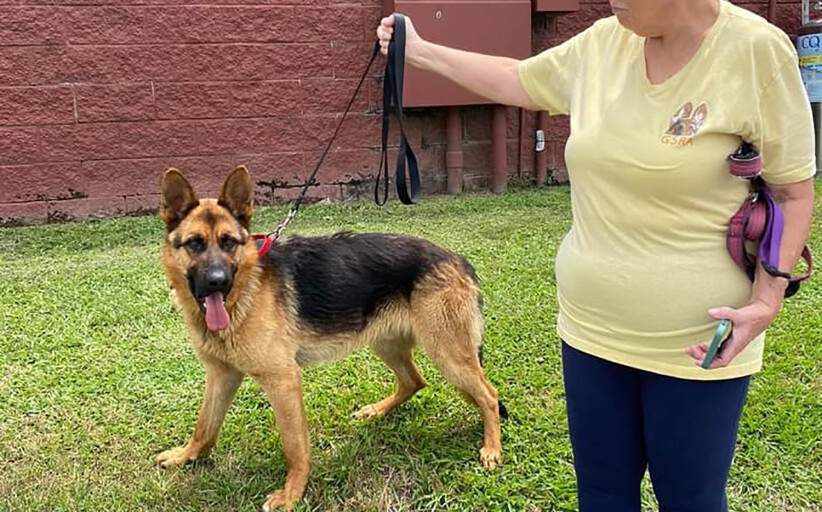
<box><xmin>255</xmin><ymin>208</ymin><xmax>297</xmax><ymax>258</ymax></box>
<box><xmin>748</xmin><ymin>191</ymin><xmax>759</xmax><ymax>205</ymax></box>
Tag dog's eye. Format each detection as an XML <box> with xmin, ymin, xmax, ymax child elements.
<box><xmin>185</xmin><ymin>237</ymin><xmax>206</xmax><ymax>254</ymax></box>
<box><xmin>220</xmin><ymin>236</ymin><xmax>238</xmax><ymax>252</ymax></box>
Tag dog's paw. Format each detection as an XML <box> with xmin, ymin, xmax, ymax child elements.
<box><xmin>155</xmin><ymin>445</ymin><xmax>197</xmax><ymax>468</ymax></box>
<box><xmin>352</xmin><ymin>404</ymin><xmax>384</xmax><ymax>421</ymax></box>
<box><xmin>480</xmin><ymin>446</ymin><xmax>501</xmax><ymax>471</ymax></box>
<box><xmin>262</xmin><ymin>489</ymin><xmax>297</xmax><ymax>511</ymax></box>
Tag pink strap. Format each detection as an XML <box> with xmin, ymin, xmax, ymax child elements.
<box><xmin>794</xmin><ymin>246</ymin><xmax>815</xmax><ymax>282</ymax></box>
<box><xmin>728</xmin><ymin>142</ymin><xmax>762</xmax><ymax>179</ymax></box>
<box><xmin>728</xmin><ymin>157</ymin><xmax>762</xmax><ymax>179</ymax></box>
<box><xmin>727</xmin><ymin>198</ymin><xmax>758</xmax><ymax>279</ymax></box>
<box><xmin>728</xmin><ymin>198</ymin><xmax>814</xmax><ymax>283</ymax></box>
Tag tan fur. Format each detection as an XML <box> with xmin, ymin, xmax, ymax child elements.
<box><xmin>155</xmin><ymin>167</ymin><xmax>504</xmax><ymax>511</ymax></box>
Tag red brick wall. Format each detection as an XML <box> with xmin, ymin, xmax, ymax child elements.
<box><xmin>0</xmin><ymin>1</ymin><xmax>805</xmax><ymax>224</ymax></box>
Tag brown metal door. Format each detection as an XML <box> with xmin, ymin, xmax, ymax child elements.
<box><xmin>385</xmin><ymin>1</ymin><xmax>531</xmax><ymax>107</ymax></box>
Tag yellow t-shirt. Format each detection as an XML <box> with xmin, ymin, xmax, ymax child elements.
<box><xmin>518</xmin><ymin>1</ymin><xmax>816</xmax><ymax>380</ymax></box>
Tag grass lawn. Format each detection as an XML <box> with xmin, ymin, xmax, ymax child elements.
<box><xmin>1</xmin><ymin>183</ymin><xmax>820</xmax><ymax>512</ymax></box>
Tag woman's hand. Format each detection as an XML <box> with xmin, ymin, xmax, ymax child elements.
<box><xmin>690</xmin><ymin>180</ymin><xmax>812</xmax><ymax>370</ymax></box>
<box><xmin>377</xmin><ymin>14</ymin><xmax>425</xmax><ymax>65</ymax></box>
<box><xmin>687</xmin><ymin>301</ymin><xmax>780</xmax><ymax>369</ymax></box>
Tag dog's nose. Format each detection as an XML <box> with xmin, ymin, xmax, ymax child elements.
<box><xmin>204</xmin><ymin>267</ymin><xmax>229</xmax><ymax>291</ymax></box>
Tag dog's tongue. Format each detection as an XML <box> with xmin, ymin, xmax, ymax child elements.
<box><xmin>204</xmin><ymin>292</ymin><xmax>230</xmax><ymax>331</ymax></box>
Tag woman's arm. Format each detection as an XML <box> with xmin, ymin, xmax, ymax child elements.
<box><xmin>377</xmin><ymin>14</ymin><xmax>540</xmax><ymax>110</ymax></box>
<box><xmin>751</xmin><ymin>179</ymin><xmax>815</xmax><ymax>308</ymax></box>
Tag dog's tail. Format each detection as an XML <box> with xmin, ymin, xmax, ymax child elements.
<box><xmin>498</xmin><ymin>398</ymin><xmax>509</xmax><ymax>420</ymax></box>
<box><xmin>478</xmin><ymin>344</ymin><xmax>509</xmax><ymax>421</ymax></box>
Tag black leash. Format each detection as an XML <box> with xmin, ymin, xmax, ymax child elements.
<box><xmin>376</xmin><ymin>14</ymin><xmax>421</xmax><ymax>205</ymax></box>
<box><xmin>258</xmin><ymin>14</ymin><xmax>420</xmax><ymax>248</ymax></box>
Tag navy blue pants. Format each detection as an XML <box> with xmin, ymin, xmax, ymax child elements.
<box><xmin>562</xmin><ymin>342</ymin><xmax>750</xmax><ymax>512</ymax></box>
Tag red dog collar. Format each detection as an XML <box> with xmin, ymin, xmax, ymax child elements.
<box><xmin>253</xmin><ymin>233</ymin><xmax>274</xmax><ymax>258</ymax></box>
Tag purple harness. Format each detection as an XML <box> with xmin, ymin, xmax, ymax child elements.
<box><xmin>727</xmin><ymin>142</ymin><xmax>813</xmax><ymax>298</ymax></box>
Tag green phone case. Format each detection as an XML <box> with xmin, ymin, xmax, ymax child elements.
<box><xmin>702</xmin><ymin>319</ymin><xmax>732</xmax><ymax>369</ymax></box>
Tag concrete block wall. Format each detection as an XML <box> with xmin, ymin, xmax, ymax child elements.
<box><xmin>0</xmin><ymin>0</ymin><xmax>805</xmax><ymax>224</ymax></box>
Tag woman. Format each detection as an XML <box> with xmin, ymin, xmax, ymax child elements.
<box><xmin>377</xmin><ymin>1</ymin><xmax>815</xmax><ymax>510</ymax></box>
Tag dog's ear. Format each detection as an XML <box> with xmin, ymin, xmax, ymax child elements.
<box><xmin>693</xmin><ymin>103</ymin><xmax>708</xmax><ymax>126</ymax></box>
<box><xmin>218</xmin><ymin>165</ymin><xmax>254</xmax><ymax>229</ymax></box>
<box><xmin>672</xmin><ymin>102</ymin><xmax>692</xmax><ymax>122</ymax></box>
<box><xmin>161</xmin><ymin>168</ymin><xmax>199</xmax><ymax>232</ymax></box>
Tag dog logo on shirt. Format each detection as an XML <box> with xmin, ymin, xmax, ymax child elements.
<box><xmin>662</xmin><ymin>102</ymin><xmax>708</xmax><ymax>146</ymax></box>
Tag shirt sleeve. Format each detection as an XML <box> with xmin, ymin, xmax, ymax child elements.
<box><xmin>757</xmin><ymin>44</ymin><xmax>817</xmax><ymax>184</ymax></box>
<box><xmin>518</xmin><ymin>24</ymin><xmax>595</xmax><ymax>115</ymax></box>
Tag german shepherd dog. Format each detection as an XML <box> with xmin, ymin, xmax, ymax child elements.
<box><xmin>156</xmin><ymin>166</ymin><xmax>506</xmax><ymax>511</ymax></box>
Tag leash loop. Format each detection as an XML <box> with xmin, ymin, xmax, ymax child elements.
<box><xmin>375</xmin><ymin>13</ymin><xmax>421</xmax><ymax>206</ymax></box>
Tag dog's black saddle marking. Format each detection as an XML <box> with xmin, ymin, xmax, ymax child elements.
<box><xmin>265</xmin><ymin>233</ymin><xmax>475</xmax><ymax>334</ymax></box>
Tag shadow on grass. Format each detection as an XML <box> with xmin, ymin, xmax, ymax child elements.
<box><xmin>148</xmin><ymin>398</ymin><xmax>491</xmax><ymax>511</ymax></box>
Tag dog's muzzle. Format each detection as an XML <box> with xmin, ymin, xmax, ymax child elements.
<box><xmin>189</xmin><ymin>264</ymin><xmax>234</xmax><ymax>331</ymax></box>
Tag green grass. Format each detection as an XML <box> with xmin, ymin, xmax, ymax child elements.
<box><xmin>1</xmin><ymin>184</ymin><xmax>820</xmax><ymax>512</ymax></box>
